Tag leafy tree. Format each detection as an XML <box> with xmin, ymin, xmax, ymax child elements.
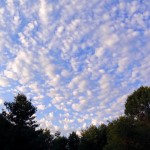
<box><xmin>80</xmin><ymin>124</ymin><xmax>107</xmax><ymax>150</ymax></box>
<box><xmin>52</xmin><ymin>134</ymin><xmax>68</xmax><ymax>150</ymax></box>
<box><xmin>133</xmin><ymin>120</ymin><xmax>150</xmax><ymax>150</ymax></box>
<box><xmin>104</xmin><ymin>116</ymin><xmax>150</xmax><ymax>150</ymax></box>
<box><xmin>68</xmin><ymin>131</ymin><xmax>80</xmax><ymax>150</ymax></box>
<box><xmin>104</xmin><ymin>116</ymin><xmax>137</xmax><ymax>150</ymax></box>
<box><xmin>2</xmin><ymin>93</ymin><xmax>38</xmax><ymax>128</ymax></box>
<box><xmin>125</xmin><ymin>86</ymin><xmax>150</xmax><ymax>122</ymax></box>
<box><xmin>44</xmin><ymin>129</ymin><xmax>54</xmax><ymax>148</ymax></box>
<box><xmin>30</xmin><ymin>128</ymin><xmax>54</xmax><ymax>150</ymax></box>
<box><xmin>97</xmin><ymin>124</ymin><xmax>107</xmax><ymax>149</ymax></box>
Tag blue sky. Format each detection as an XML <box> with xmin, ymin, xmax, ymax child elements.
<box><xmin>0</xmin><ymin>0</ymin><xmax>150</xmax><ymax>135</ymax></box>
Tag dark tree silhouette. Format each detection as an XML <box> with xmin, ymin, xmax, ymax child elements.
<box><xmin>1</xmin><ymin>87</ymin><xmax>150</xmax><ymax>150</ymax></box>
<box><xmin>52</xmin><ymin>134</ymin><xmax>68</xmax><ymax>150</ymax></box>
<box><xmin>68</xmin><ymin>131</ymin><xmax>80</xmax><ymax>150</ymax></box>
<box><xmin>104</xmin><ymin>116</ymin><xmax>136</xmax><ymax>150</ymax></box>
<box><xmin>104</xmin><ymin>116</ymin><xmax>150</xmax><ymax>150</ymax></box>
<box><xmin>0</xmin><ymin>114</ymin><xmax>13</xmax><ymax>149</ymax></box>
<box><xmin>0</xmin><ymin>93</ymin><xmax>53</xmax><ymax>150</ymax></box>
<box><xmin>2</xmin><ymin>93</ymin><xmax>38</xmax><ymax>128</ymax></box>
<box><xmin>80</xmin><ymin>124</ymin><xmax>107</xmax><ymax>150</ymax></box>
<box><xmin>125</xmin><ymin>86</ymin><xmax>150</xmax><ymax>122</ymax></box>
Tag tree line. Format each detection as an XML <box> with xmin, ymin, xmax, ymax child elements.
<box><xmin>0</xmin><ymin>86</ymin><xmax>150</xmax><ymax>150</ymax></box>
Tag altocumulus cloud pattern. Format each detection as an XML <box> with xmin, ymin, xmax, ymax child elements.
<box><xmin>0</xmin><ymin>0</ymin><xmax>150</xmax><ymax>135</ymax></box>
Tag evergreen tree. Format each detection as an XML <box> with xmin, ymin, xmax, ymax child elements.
<box><xmin>68</xmin><ymin>131</ymin><xmax>80</xmax><ymax>150</ymax></box>
<box><xmin>2</xmin><ymin>93</ymin><xmax>38</xmax><ymax>128</ymax></box>
<box><xmin>0</xmin><ymin>93</ymin><xmax>53</xmax><ymax>150</ymax></box>
<box><xmin>52</xmin><ymin>134</ymin><xmax>68</xmax><ymax>150</ymax></box>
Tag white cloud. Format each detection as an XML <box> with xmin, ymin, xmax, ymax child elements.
<box><xmin>33</xmin><ymin>95</ymin><xmax>44</xmax><ymax>101</ymax></box>
<box><xmin>37</xmin><ymin>104</ymin><xmax>46</xmax><ymax>110</ymax></box>
<box><xmin>0</xmin><ymin>77</ymin><xmax>9</xmax><ymax>87</ymax></box>
<box><xmin>0</xmin><ymin>0</ymin><xmax>149</xmax><ymax>135</ymax></box>
<box><xmin>0</xmin><ymin>98</ymin><xmax>4</xmax><ymax>105</ymax></box>
<box><xmin>29</xmin><ymin>82</ymin><xmax>40</xmax><ymax>93</ymax></box>
<box><xmin>4</xmin><ymin>70</ymin><xmax>18</xmax><ymax>80</ymax></box>
<box><xmin>99</xmin><ymin>74</ymin><xmax>111</xmax><ymax>91</ymax></box>
<box><xmin>72</xmin><ymin>99</ymin><xmax>88</xmax><ymax>112</ymax></box>
<box><xmin>95</xmin><ymin>47</ymin><xmax>105</xmax><ymax>57</ymax></box>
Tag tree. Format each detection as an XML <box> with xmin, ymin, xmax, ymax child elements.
<box><xmin>2</xmin><ymin>93</ymin><xmax>38</xmax><ymax>128</ymax></box>
<box><xmin>104</xmin><ymin>116</ymin><xmax>137</xmax><ymax>150</ymax></box>
<box><xmin>0</xmin><ymin>114</ymin><xmax>40</xmax><ymax>150</ymax></box>
<box><xmin>38</xmin><ymin>128</ymin><xmax>54</xmax><ymax>149</ymax></box>
<box><xmin>0</xmin><ymin>114</ymin><xmax>14</xmax><ymax>149</ymax></box>
<box><xmin>125</xmin><ymin>86</ymin><xmax>150</xmax><ymax>122</ymax></box>
<box><xmin>0</xmin><ymin>94</ymin><xmax>53</xmax><ymax>150</ymax></box>
<box><xmin>80</xmin><ymin>124</ymin><xmax>107</xmax><ymax>150</ymax></box>
<box><xmin>97</xmin><ymin>124</ymin><xmax>107</xmax><ymax>149</ymax></box>
<box><xmin>105</xmin><ymin>86</ymin><xmax>150</xmax><ymax>150</ymax></box>
<box><xmin>104</xmin><ymin>116</ymin><xmax>150</xmax><ymax>150</ymax></box>
<box><xmin>52</xmin><ymin>133</ymin><xmax>68</xmax><ymax>150</ymax></box>
<box><xmin>68</xmin><ymin>131</ymin><xmax>80</xmax><ymax>150</ymax></box>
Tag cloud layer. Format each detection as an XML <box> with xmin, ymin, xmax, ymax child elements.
<box><xmin>0</xmin><ymin>0</ymin><xmax>150</xmax><ymax>135</ymax></box>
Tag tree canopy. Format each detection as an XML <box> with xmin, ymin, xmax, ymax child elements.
<box><xmin>68</xmin><ymin>131</ymin><xmax>80</xmax><ymax>150</ymax></box>
<box><xmin>1</xmin><ymin>86</ymin><xmax>150</xmax><ymax>149</ymax></box>
<box><xmin>105</xmin><ymin>86</ymin><xmax>150</xmax><ymax>150</ymax></box>
<box><xmin>125</xmin><ymin>86</ymin><xmax>150</xmax><ymax>122</ymax></box>
<box><xmin>104</xmin><ymin>116</ymin><xmax>150</xmax><ymax>150</ymax></box>
<box><xmin>2</xmin><ymin>93</ymin><xmax>38</xmax><ymax>128</ymax></box>
<box><xmin>0</xmin><ymin>93</ymin><xmax>53</xmax><ymax>150</ymax></box>
<box><xmin>80</xmin><ymin>124</ymin><xmax>107</xmax><ymax>150</ymax></box>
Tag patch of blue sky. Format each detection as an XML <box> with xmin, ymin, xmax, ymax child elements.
<box><xmin>0</xmin><ymin>0</ymin><xmax>6</xmax><ymax>7</ymax></box>
<box><xmin>103</xmin><ymin>0</ymin><xmax>119</xmax><ymax>10</ymax></box>
<box><xmin>0</xmin><ymin>0</ymin><xmax>150</xmax><ymax>135</ymax></box>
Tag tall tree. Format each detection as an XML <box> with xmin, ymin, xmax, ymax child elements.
<box><xmin>80</xmin><ymin>124</ymin><xmax>107</xmax><ymax>150</ymax></box>
<box><xmin>52</xmin><ymin>134</ymin><xmax>68</xmax><ymax>150</ymax></box>
<box><xmin>104</xmin><ymin>116</ymin><xmax>137</xmax><ymax>150</ymax></box>
<box><xmin>68</xmin><ymin>131</ymin><xmax>80</xmax><ymax>150</ymax></box>
<box><xmin>104</xmin><ymin>116</ymin><xmax>150</xmax><ymax>150</ymax></box>
<box><xmin>0</xmin><ymin>94</ymin><xmax>53</xmax><ymax>150</ymax></box>
<box><xmin>0</xmin><ymin>114</ymin><xmax>14</xmax><ymax>149</ymax></box>
<box><xmin>125</xmin><ymin>86</ymin><xmax>150</xmax><ymax>122</ymax></box>
<box><xmin>2</xmin><ymin>93</ymin><xmax>38</xmax><ymax>128</ymax></box>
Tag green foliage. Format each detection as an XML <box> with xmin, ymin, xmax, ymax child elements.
<box><xmin>105</xmin><ymin>86</ymin><xmax>150</xmax><ymax>150</ymax></box>
<box><xmin>104</xmin><ymin>116</ymin><xmax>136</xmax><ymax>150</ymax></box>
<box><xmin>125</xmin><ymin>86</ymin><xmax>150</xmax><ymax>122</ymax></box>
<box><xmin>2</xmin><ymin>93</ymin><xmax>38</xmax><ymax>128</ymax></box>
<box><xmin>68</xmin><ymin>131</ymin><xmax>80</xmax><ymax>150</ymax></box>
<box><xmin>104</xmin><ymin>116</ymin><xmax>150</xmax><ymax>150</ymax></box>
<box><xmin>80</xmin><ymin>124</ymin><xmax>107</xmax><ymax>150</ymax></box>
<box><xmin>97</xmin><ymin>124</ymin><xmax>107</xmax><ymax>149</ymax></box>
<box><xmin>40</xmin><ymin>129</ymin><xmax>54</xmax><ymax>149</ymax></box>
<box><xmin>52</xmin><ymin>134</ymin><xmax>68</xmax><ymax>150</ymax></box>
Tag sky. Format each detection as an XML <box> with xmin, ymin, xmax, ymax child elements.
<box><xmin>0</xmin><ymin>0</ymin><xmax>150</xmax><ymax>135</ymax></box>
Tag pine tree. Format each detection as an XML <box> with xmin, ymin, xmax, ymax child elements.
<box><xmin>2</xmin><ymin>93</ymin><xmax>38</xmax><ymax>129</ymax></box>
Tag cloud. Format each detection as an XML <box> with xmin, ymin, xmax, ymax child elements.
<box><xmin>37</xmin><ymin>104</ymin><xmax>46</xmax><ymax>110</ymax></box>
<box><xmin>0</xmin><ymin>98</ymin><xmax>4</xmax><ymax>105</ymax></box>
<box><xmin>72</xmin><ymin>99</ymin><xmax>88</xmax><ymax>112</ymax></box>
<box><xmin>0</xmin><ymin>0</ymin><xmax>150</xmax><ymax>135</ymax></box>
<box><xmin>0</xmin><ymin>77</ymin><xmax>9</xmax><ymax>87</ymax></box>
